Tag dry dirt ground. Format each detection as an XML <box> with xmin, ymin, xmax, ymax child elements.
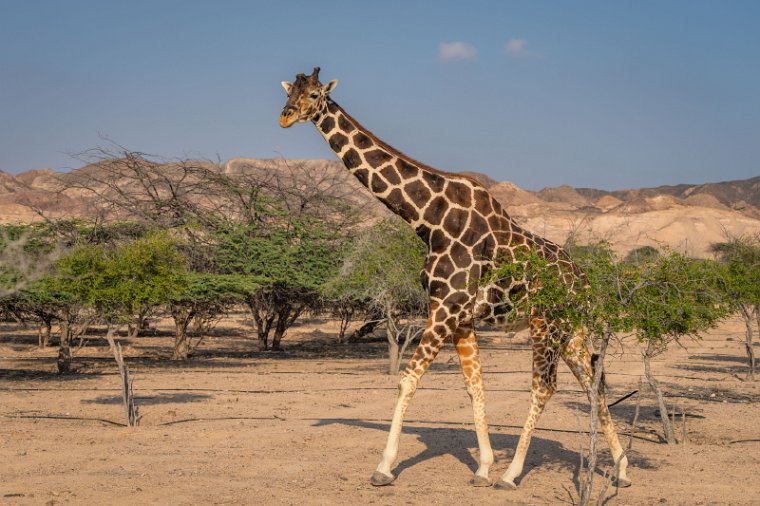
<box><xmin>1</xmin><ymin>315</ymin><xmax>759</xmax><ymax>506</ymax></box>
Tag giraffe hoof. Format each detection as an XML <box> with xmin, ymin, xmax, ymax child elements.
<box><xmin>614</xmin><ymin>476</ymin><xmax>632</xmax><ymax>488</ymax></box>
<box><xmin>470</xmin><ymin>476</ymin><xmax>492</xmax><ymax>487</ymax></box>
<box><xmin>493</xmin><ymin>478</ymin><xmax>517</xmax><ymax>490</ymax></box>
<box><xmin>370</xmin><ymin>471</ymin><xmax>395</xmax><ymax>486</ymax></box>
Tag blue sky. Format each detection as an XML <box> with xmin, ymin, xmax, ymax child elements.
<box><xmin>1</xmin><ymin>1</ymin><xmax>758</xmax><ymax>190</ymax></box>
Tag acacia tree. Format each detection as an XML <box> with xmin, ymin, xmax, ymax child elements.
<box><xmin>325</xmin><ymin>219</ymin><xmax>428</xmax><ymax>374</ymax></box>
<box><xmin>0</xmin><ymin>223</ymin><xmax>65</xmax><ymax>346</ymax></box>
<box><xmin>711</xmin><ymin>237</ymin><xmax>760</xmax><ymax>380</ymax></box>
<box><xmin>213</xmin><ymin>218</ymin><xmax>341</xmax><ymax>350</ymax></box>
<box><xmin>622</xmin><ymin>250</ymin><xmax>729</xmax><ymax>443</ymax></box>
<box><xmin>488</xmin><ymin>243</ymin><xmax>631</xmax><ymax>504</ymax></box>
<box><xmin>27</xmin><ymin>232</ymin><xmax>188</xmax><ymax>371</ymax></box>
<box><xmin>64</xmin><ymin>149</ymin><xmax>363</xmax><ymax>350</ymax></box>
<box><xmin>168</xmin><ymin>273</ymin><xmax>258</xmax><ymax>360</ymax></box>
<box><xmin>492</xmin><ymin>242</ymin><xmax>728</xmax><ymax>503</ymax></box>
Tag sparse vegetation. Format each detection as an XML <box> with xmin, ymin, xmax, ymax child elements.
<box><xmin>2</xmin><ymin>150</ymin><xmax>758</xmax><ymax>504</ymax></box>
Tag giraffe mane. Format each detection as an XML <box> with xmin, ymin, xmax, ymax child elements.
<box><xmin>329</xmin><ymin>99</ymin><xmax>487</xmax><ymax>189</ymax></box>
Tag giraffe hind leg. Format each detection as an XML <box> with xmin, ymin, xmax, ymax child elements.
<box><xmin>562</xmin><ymin>333</ymin><xmax>631</xmax><ymax>487</ymax></box>
<box><xmin>496</xmin><ymin>320</ymin><xmax>560</xmax><ymax>489</ymax></box>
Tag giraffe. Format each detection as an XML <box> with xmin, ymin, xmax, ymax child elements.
<box><xmin>279</xmin><ymin>67</ymin><xmax>631</xmax><ymax>489</ymax></box>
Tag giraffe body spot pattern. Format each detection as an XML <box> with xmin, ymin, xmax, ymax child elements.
<box><xmin>278</xmin><ymin>67</ymin><xmax>630</xmax><ymax>489</ymax></box>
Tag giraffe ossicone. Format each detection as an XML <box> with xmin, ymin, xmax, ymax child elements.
<box><xmin>279</xmin><ymin>66</ymin><xmax>631</xmax><ymax>489</ymax></box>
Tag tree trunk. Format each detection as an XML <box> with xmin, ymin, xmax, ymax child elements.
<box><xmin>38</xmin><ymin>320</ymin><xmax>52</xmax><ymax>348</ymax></box>
<box><xmin>387</xmin><ymin>336</ymin><xmax>400</xmax><ymax>375</ymax></box>
<box><xmin>105</xmin><ymin>327</ymin><xmax>139</xmax><ymax>427</ymax></box>
<box><xmin>739</xmin><ymin>304</ymin><xmax>755</xmax><ymax>380</ymax></box>
<box><xmin>336</xmin><ymin>305</ymin><xmax>354</xmax><ymax>343</ymax></box>
<box><xmin>128</xmin><ymin>312</ymin><xmax>151</xmax><ymax>337</ymax></box>
<box><xmin>579</xmin><ymin>336</ymin><xmax>609</xmax><ymax>506</ymax></box>
<box><xmin>642</xmin><ymin>342</ymin><xmax>676</xmax><ymax>444</ymax></box>
<box><xmin>247</xmin><ymin>299</ymin><xmax>274</xmax><ymax>351</ymax></box>
<box><xmin>57</xmin><ymin>318</ymin><xmax>72</xmax><ymax>374</ymax></box>
<box><xmin>271</xmin><ymin>308</ymin><xmax>289</xmax><ymax>351</ymax></box>
<box><xmin>386</xmin><ymin>306</ymin><xmax>401</xmax><ymax>375</ymax></box>
<box><xmin>172</xmin><ymin>322</ymin><xmax>189</xmax><ymax>360</ymax></box>
<box><xmin>170</xmin><ymin>306</ymin><xmax>194</xmax><ymax>360</ymax></box>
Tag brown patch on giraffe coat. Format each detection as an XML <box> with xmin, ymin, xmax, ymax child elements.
<box><xmin>511</xmin><ymin>232</ymin><xmax>527</xmax><ymax>247</ymax></box>
<box><xmin>353</xmin><ymin>168</ymin><xmax>369</xmax><ymax>186</ymax></box>
<box><xmin>416</xmin><ymin>224</ymin><xmax>431</xmax><ymax>244</ymax></box>
<box><xmin>429</xmin><ymin>229</ymin><xmax>451</xmax><ymax>252</ymax></box>
<box><xmin>379</xmin><ymin>165</ymin><xmax>401</xmax><ymax>185</ymax></box>
<box><xmin>342</xmin><ymin>149</ymin><xmax>362</xmax><ymax>169</ymax></box>
<box><xmin>473</xmin><ymin>189</ymin><xmax>493</xmax><ymax>216</ymax></box>
<box><xmin>320</xmin><ymin>117</ymin><xmax>335</xmax><ymax>134</ymax></box>
<box><xmin>433</xmin><ymin>255</ymin><xmax>455</xmax><ymax>280</ymax></box>
<box><xmin>449</xmin><ymin>271</ymin><xmax>467</xmax><ymax>290</ymax></box>
<box><xmin>396</xmin><ymin>159</ymin><xmax>419</xmax><ymax>179</ymax></box>
<box><xmin>365</xmin><ymin>149</ymin><xmax>393</xmax><ymax>168</ymax></box>
<box><xmin>329</xmin><ymin>132</ymin><xmax>349</xmax><ymax>152</ymax></box>
<box><xmin>460</xmin><ymin>212</ymin><xmax>488</xmax><ymax>247</ymax></box>
<box><xmin>337</xmin><ymin>114</ymin><xmax>355</xmax><ymax>133</ymax></box>
<box><xmin>450</xmin><ymin>242</ymin><xmax>471</xmax><ymax>269</ymax></box>
<box><xmin>467</xmin><ymin>265</ymin><xmax>482</xmax><ymax>294</ymax></box>
<box><xmin>420</xmin><ymin>263</ymin><xmax>430</xmax><ymax>291</ymax></box>
<box><xmin>487</xmin><ymin>214</ymin><xmax>505</xmax><ymax>231</ymax></box>
<box><xmin>473</xmin><ymin>233</ymin><xmax>496</xmax><ymax>261</ymax></box>
<box><xmin>383</xmin><ymin>188</ymin><xmax>419</xmax><ymax>222</ymax></box>
<box><xmin>445</xmin><ymin>181</ymin><xmax>472</xmax><ymax>207</ymax></box>
<box><xmin>423</xmin><ymin>196</ymin><xmax>449</xmax><ymax>225</ymax></box>
<box><xmin>428</xmin><ymin>279</ymin><xmax>450</xmax><ymax>299</ymax></box>
<box><xmin>422</xmin><ymin>171</ymin><xmax>446</xmax><ymax>193</ymax></box>
<box><xmin>404</xmin><ymin>180</ymin><xmax>432</xmax><ymax>208</ymax></box>
<box><xmin>353</xmin><ymin>132</ymin><xmax>373</xmax><ymax>149</ymax></box>
<box><xmin>443</xmin><ymin>208</ymin><xmax>469</xmax><ymax>238</ymax></box>
<box><xmin>370</xmin><ymin>173</ymin><xmax>388</xmax><ymax>194</ymax></box>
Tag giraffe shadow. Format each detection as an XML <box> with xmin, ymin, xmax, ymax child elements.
<box><xmin>311</xmin><ymin>418</ymin><xmax>592</xmax><ymax>484</ymax></box>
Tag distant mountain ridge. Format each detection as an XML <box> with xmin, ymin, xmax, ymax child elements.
<box><xmin>1</xmin><ymin>161</ymin><xmax>759</xmax><ymax>257</ymax></box>
<box><xmin>573</xmin><ymin>176</ymin><xmax>760</xmax><ymax>215</ymax></box>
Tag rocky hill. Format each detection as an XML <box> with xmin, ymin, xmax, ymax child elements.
<box><xmin>573</xmin><ymin>176</ymin><xmax>760</xmax><ymax>218</ymax></box>
<box><xmin>1</xmin><ymin>162</ymin><xmax>758</xmax><ymax>258</ymax></box>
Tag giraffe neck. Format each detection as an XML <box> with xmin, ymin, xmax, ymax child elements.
<box><xmin>313</xmin><ymin>99</ymin><xmax>478</xmax><ymax>242</ymax></box>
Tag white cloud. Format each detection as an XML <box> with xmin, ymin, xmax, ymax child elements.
<box><xmin>504</xmin><ymin>38</ymin><xmax>542</xmax><ymax>59</ymax></box>
<box><xmin>438</xmin><ymin>41</ymin><xmax>477</xmax><ymax>61</ymax></box>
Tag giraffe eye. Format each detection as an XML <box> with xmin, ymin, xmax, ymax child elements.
<box><xmin>309</xmin><ymin>92</ymin><xmax>319</xmax><ymax>99</ymax></box>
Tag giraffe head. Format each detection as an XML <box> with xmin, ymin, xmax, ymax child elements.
<box><xmin>279</xmin><ymin>67</ymin><xmax>338</xmax><ymax>128</ymax></box>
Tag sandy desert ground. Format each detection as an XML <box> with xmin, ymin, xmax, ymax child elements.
<box><xmin>1</xmin><ymin>315</ymin><xmax>759</xmax><ymax>505</ymax></box>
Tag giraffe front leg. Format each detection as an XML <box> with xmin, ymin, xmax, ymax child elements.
<box><xmin>371</xmin><ymin>323</ymin><xmax>447</xmax><ymax>486</ymax></box>
<box><xmin>454</xmin><ymin>325</ymin><xmax>494</xmax><ymax>486</ymax></box>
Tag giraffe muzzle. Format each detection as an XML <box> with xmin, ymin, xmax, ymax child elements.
<box><xmin>279</xmin><ymin>105</ymin><xmax>299</xmax><ymax>128</ymax></box>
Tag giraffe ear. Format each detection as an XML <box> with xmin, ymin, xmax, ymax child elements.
<box><xmin>324</xmin><ymin>79</ymin><xmax>338</xmax><ymax>94</ymax></box>
<box><xmin>281</xmin><ymin>81</ymin><xmax>292</xmax><ymax>94</ymax></box>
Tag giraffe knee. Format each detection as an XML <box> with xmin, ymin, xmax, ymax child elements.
<box><xmin>397</xmin><ymin>375</ymin><xmax>418</xmax><ymax>396</ymax></box>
